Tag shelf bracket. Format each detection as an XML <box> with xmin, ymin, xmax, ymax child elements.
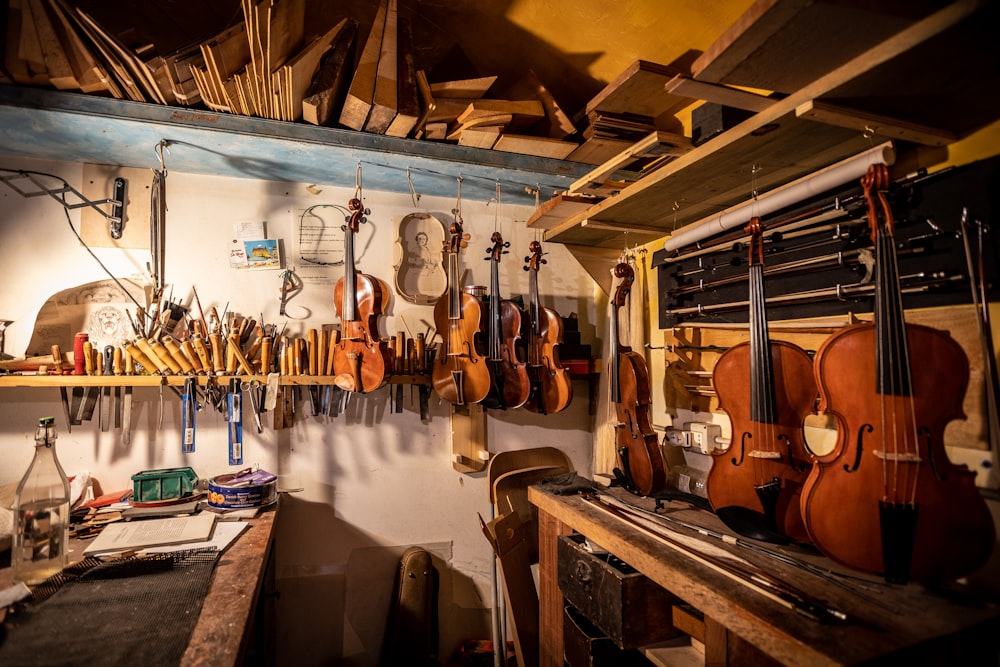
<box><xmin>0</xmin><ymin>168</ymin><xmax>127</xmax><ymax>239</ymax></box>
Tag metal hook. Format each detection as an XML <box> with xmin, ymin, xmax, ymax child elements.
<box><xmin>406</xmin><ymin>167</ymin><xmax>421</xmax><ymax>207</ymax></box>
<box><xmin>453</xmin><ymin>175</ymin><xmax>464</xmax><ymax>222</ymax></box>
<box><xmin>155</xmin><ymin>140</ymin><xmax>171</xmax><ymax>173</ymax></box>
<box><xmin>355</xmin><ymin>162</ymin><xmax>363</xmax><ymax>200</ymax></box>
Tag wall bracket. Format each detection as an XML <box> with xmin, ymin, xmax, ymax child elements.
<box><xmin>0</xmin><ymin>168</ymin><xmax>127</xmax><ymax>239</ymax></box>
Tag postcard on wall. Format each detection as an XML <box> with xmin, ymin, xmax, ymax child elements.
<box><xmin>230</xmin><ymin>221</ymin><xmax>282</xmax><ymax>270</ymax></box>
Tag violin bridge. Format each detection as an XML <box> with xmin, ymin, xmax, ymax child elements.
<box><xmin>874</xmin><ymin>450</ymin><xmax>922</xmax><ymax>463</ymax></box>
<box><xmin>748</xmin><ymin>450</ymin><xmax>782</xmax><ymax>459</ymax></box>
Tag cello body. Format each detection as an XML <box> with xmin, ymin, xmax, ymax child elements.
<box><xmin>523</xmin><ymin>241</ymin><xmax>573</xmax><ymax>415</ymax></box>
<box><xmin>332</xmin><ymin>198</ymin><xmax>392</xmax><ymax>392</ymax></box>
<box><xmin>802</xmin><ymin>164</ymin><xmax>995</xmax><ymax>582</ymax></box>
<box><xmin>708</xmin><ymin>217</ymin><xmax>816</xmax><ymax>543</ymax></box>
<box><xmin>610</xmin><ymin>263</ymin><xmax>666</xmax><ymax>496</ymax></box>
<box><xmin>803</xmin><ymin>322</ymin><xmax>993</xmax><ymax>580</ymax></box>
<box><xmin>432</xmin><ymin>221</ymin><xmax>491</xmax><ymax>405</ymax></box>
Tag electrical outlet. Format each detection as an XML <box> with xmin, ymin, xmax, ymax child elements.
<box><xmin>687</xmin><ymin>422</ymin><xmax>723</xmax><ymax>454</ymax></box>
<box><xmin>663</xmin><ymin>429</ymin><xmax>691</xmax><ymax>448</ymax></box>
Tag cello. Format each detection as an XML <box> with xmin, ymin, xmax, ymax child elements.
<box><xmin>708</xmin><ymin>217</ymin><xmax>816</xmax><ymax>543</ymax></box>
<box><xmin>522</xmin><ymin>240</ymin><xmax>573</xmax><ymax>414</ymax></box>
<box><xmin>479</xmin><ymin>232</ymin><xmax>531</xmax><ymax>410</ymax></box>
<box><xmin>432</xmin><ymin>219</ymin><xmax>491</xmax><ymax>405</ymax></box>
<box><xmin>609</xmin><ymin>262</ymin><xmax>666</xmax><ymax>496</ymax></box>
<box><xmin>801</xmin><ymin>163</ymin><xmax>995</xmax><ymax>583</ymax></box>
<box><xmin>332</xmin><ymin>197</ymin><xmax>392</xmax><ymax>393</ymax></box>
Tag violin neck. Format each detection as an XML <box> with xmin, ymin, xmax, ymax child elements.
<box><xmin>610</xmin><ymin>303</ymin><xmax>621</xmax><ymax>404</ymax></box>
<box><xmin>748</xmin><ymin>262</ymin><xmax>778</xmax><ymax>423</ymax></box>
<box><xmin>874</xmin><ymin>224</ymin><xmax>913</xmax><ymax>396</ymax></box>
<box><xmin>343</xmin><ymin>226</ymin><xmax>357</xmax><ymax>322</ymax></box>
<box><xmin>490</xmin><ymin>257</ymin><xmax>502</xmax><ymax>358</ymax></box>
<box><xmin>447</xmin><ymin>251</ymin><xmax>461</xmax><ymax>321</ymax></box>
<box><xmin>528</xmin><ymin>268</ymin><xmax>541</xmax><ymax>362</ymax></box>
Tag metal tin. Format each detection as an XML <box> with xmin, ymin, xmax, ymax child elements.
<box><xmin>207</xmin><ymin>469</ymin><xmax>278</xmax><ymax>509</ymax></box>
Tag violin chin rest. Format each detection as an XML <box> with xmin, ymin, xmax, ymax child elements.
<box><xmin>334</xmin><ymin>374</ymin><xmax>357</xmax><ymax>391</ymax></box>
<box><xmin>715</xmin><ymin>505</ymin><xmax>789</xmax><ymax>545</ymax></box>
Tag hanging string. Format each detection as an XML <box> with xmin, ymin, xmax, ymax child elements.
<box><xmin>453</xmin><ymin>176</ymin><xmax>464</xmax><ymax>224</ymax></box>
<box><xmin>492</xmin><ymin>181</ymin><xmax>502</xmax><ymax>232</ymax></box>
<box><xmin>354</xmin><ymin>162</ymin><xmax>363</xmax><ymax>202</ymax></box>
<box><xmin>406</xmin><ymin>167</ymin><xmax>421</xmax><ymax>207</ymax></box>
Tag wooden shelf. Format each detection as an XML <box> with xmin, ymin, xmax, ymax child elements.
<box><xmin>537</xmin><ymin>0</ymin><xmax>1000</xmax><ymax>251</ymax></box>
<box><xmin>0</xmin><ymin>373</ymin><xmax>431</xmax><ymax>388</ymax></box>
<box><xmin>0</xmin><ymin>85</ymin><xmax>591</xmax><ymax>206</ymax></box>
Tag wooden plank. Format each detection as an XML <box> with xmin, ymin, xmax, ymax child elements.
<box><xmin>451</xmin><ymin>403</ymin><xmax>487</xmax><ymax>473</ymax></box>
<box><xmin>15</xmin><ymin>0</ymin><xmax>48</xmax><ymax>80</ymax></box>
<box><xmin>493</xmin><ymin>133</ymin><xmax>576</xmax><ymax>160</ymax></box>
<box><xmin>26</xmin><ymin>0</ymin><xmax>76</xmax><ymax>89</ymax></box>
<box><xmin>565</xmin><ymin>136</ymin><xmax>633</xmax><ymax>165</ymax></box>
<box><xmin>430</xmin><ymin>75</ymin><xmax>497</xmax><ymax>98</ymax></box>
<box><xmin>301</xmin><ymin>18</ymin><xmax>357</xmax><ymax>127</ymax></box>
<box><xmin>198</xmin><ymin>21</ymin><xmax>250</xmax><ymax>113</ymax></box>
<box><xmin>585</xmin><ymin>59</ymin><xmax>693</xmax><ymax>123</ymax></box>
<box><xmin>796</xmin><ymin>99</ymin><xmax>957</xmax><ymax>146</ymax></box>
<box><xmin>526</xmin><ymin>193</ymin><xmax>602</xmax><ymax>231</ymax></box>
<box><xmin>569</xmin><ymin>130</ymin><xmax>693</xmax><ymax>196</ymax></box>
<box><xmin>664</xmin><ymin>75</ymin><xmax>776</xmax><ymax>112</ymax></box>
<box><xmin>456</xmin><ymin>99</ymin><xmax>544</xmax><ymax>125</ymax></box>
<box><xmin>38</xmin><ymin>0</ymin><xmax>108</xmax><ymax>94</ymax></box>
<box><xmin>384</xmin><ymin>17</ymin><xmax>420</xmax><ymax>138</ymax></box>
<box><xmin>457</xmin><ymin>125</ymin><xmax>500</xmax><ymax>149</ymax></box>
<box><xmin>691</xmin><ymin>0</ymin><xmax>934</xmax><ymax>94</ymax></box>
<box><xmin>364</xmin><ymin>0</ymin><xmax>398</xmax><ymax>133</ymax></box>
<box><xmin>339</xmin><ymin>0</ymin><xmax>387</xmax><ymax>131</ymax></box>
<box><xmin>274</xmin><ymin>17</ymin><xmax>347</xmax><ymax>122</ymax></box>
<box><xmin>501</xmin><ymin>69</ymin><xmax>575</xmax><ymax>139</ymax></box>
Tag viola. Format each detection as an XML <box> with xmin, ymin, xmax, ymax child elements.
<box><xmin>610</xmin><ymin>262</ymin><xmax>666</xmax><ymax>496</ymax></box>
<box><xmin>332</xmin><ymin>197</ymin><xmax>392</xmax><ymax>392</ymax></box>
<box><xmin>802</xmin><ymin>164</ymin><xmax>995</xmax><ymax>583</ymax></box>
<box><xmin>522</xmin><ymin>240</ymin><xmax>573</xmax><ymax>414</ymax></box>
<box><xmin>478</xmin><ymin>232</ymin><xmax>530</xmax><ymax>410</ymax></box>
<box><xmin>432</xmin><ymin>219</ymin><xmax>491</xmax><ymax>405</ymax></box>
<box><xmin>708</xmin><ymin>217</ymin><xmax>816</xmax><ymax>543</ymax></box>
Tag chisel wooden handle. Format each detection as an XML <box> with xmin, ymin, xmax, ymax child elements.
<box><xmin>317</xmin><ymin>329</ymin><xmax>329</xmax><ymax>377</ymax></box>
<box><xmin>415</xmin><ymin>333</ymin><xmax>426</xmax><ymax>374</ymax></box>
<box><xmin>162</xmin><ymin>335</ymin><xmax>195</xmax><ymax>374</ymax></box>
<box><xmin>51</xmin><ymin>344</ymin><xmax>65</xmax><ymax>375</ymax></box>
<box><xmin>113</xmin><ymin>346</ymin><xmax>123</xmax><ymax>375</ymax></box>
<box><xmin>83</xmin><ymin>341</ymin><xmax>95</xmax><ymax>375</ymax></box>
<box><xmin>209</xmin><ymin>332</ymin><xmax>225</xmax><ymax>375</ymax></box>
<box><xmin>149</xmin><ymin>338</ymin><xmax>182</xmax><ymax>374</ymax></box>
<box><xmin>191</xmin><ymin>334</ymin><xmax>212</xmax><ymax>374</ymax></box>
<box><xmin>180</xmin><ymin>338</ymin><xmax>204</xmax><ymax>374</ymax></box>
<box><xmin>228</xmin><ymin>332</ymin><xmax>256</xmax><ymax>375</ymax></box>
<box><xmin>307</xmin><ymin>329</ymin><xmax>318</xmax><ymax>375</ymax></box>
<box><xmin>123</xmin><ymin>339</ymin><xmax>155</xmax><ymax>375</ymax></box>
<box><xmin>261</xmin><ymin>336</ymin><xmax>273</xmax><ymax>374</ymax></box>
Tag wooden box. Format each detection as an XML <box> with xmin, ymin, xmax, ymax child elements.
<box><xmin>557</xmin><ymin>533</ymin><xmax>682</xmax><ymax>649</ymax></box>
<box><xmin>563</xmin><ymin>604</ymin><xmax>651</xmax><ymax>667</ymax></box>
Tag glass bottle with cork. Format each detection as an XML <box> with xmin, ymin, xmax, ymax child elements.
<box><xmin>12</xmin><ymin>417</ymin><xmax>71</xmax><ymax>584</ymax></box>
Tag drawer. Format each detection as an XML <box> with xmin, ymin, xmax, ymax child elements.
<box><xmin>557</xmin><ymin>533</ymin><xmax>683</xmax><ymax>649</ymax></box>
<box><xmin>564</xmin><ymin>604</ymin><xmax>651</xmax><ymax>667</ymax></box>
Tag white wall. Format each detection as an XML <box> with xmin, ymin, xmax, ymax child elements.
<box><xmin>0</xmin><ymin>155</ymin><xmax>599</xmax><ymax>665</ymax></box>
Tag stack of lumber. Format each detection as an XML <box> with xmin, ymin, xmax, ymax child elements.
<box><xmin>3</xmin><ymin>2</ymin><xmax>708</xmax><ymax>166</ymax></box>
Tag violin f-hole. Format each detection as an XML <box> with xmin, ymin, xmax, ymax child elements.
<box><xmin>844</xmin><ymin>424</ymin><xmax>873</xmax><ymax>473</ymax></box>
<box><xmin>781</xmin><ymin>434</ymin><xmax>806</xmax><ymax>472</ymax></box>
<box><xmin>921</xmin><ymin>426</ymin><xmax>947</xmax><ymax>481</ymax></box>
<box><xmin>731</xmin><ymin>432</ymin><xmax>749</xmax><ymax>466</ymax></box>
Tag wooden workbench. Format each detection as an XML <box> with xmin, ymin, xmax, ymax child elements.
<box><xmin>530</xmin><ymin>483</ymin><xmax>1000</xmax><ymax>666</ymax></box>
<box><xmin>1</xmin><ymin>506</ymin><xmax>278</xmax><ymax>667</ymax></box>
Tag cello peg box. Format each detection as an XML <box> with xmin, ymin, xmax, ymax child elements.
<box><xmin>558</xmin><ymin>533</ymin><xmax>683</xmax><ymax>649</ymax></box>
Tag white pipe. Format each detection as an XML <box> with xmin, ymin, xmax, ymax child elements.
<box><xmin>663</xmin><ymin>142</ymin><xmax>895</xmax><ymax>252</ymax></box>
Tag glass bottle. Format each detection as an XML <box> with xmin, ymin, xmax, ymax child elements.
<box><xmin>12</xmin><ymin>417</ymin><xmax>71</xmax><ymax>584</ymax></box>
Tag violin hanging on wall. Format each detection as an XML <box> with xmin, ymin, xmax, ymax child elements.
<box><xmin>332</xmin><ymin>197</ymin><xmax>393</xmax><ymax>393</ymax></box>
<box><xmin>522</xmin><ymin>240</ymin><xmax>573</xmax><ymax>414</ymax></box>
<box><xmin>708</xmin><ymin>217</ymin><xmax>816</xmax><ymax>544</ymax></box>
<box><xmin>801</xmin><ymin>164</ymin><xmax>995</xmax><ymax>583</ymax></box>
<box><xmin>432</xmin><ymin>219</ymin><xmax>491</xmax><ymax>405</ymax></box>
<box><xmin>609</xmin><ymin>262</ymin><xmax>666</xmax><ymax>496</ymax></box>
<box><xmin>479</xmin><ymin>231</ymin><xmax>530</xmax><ymax>410</ymax></box>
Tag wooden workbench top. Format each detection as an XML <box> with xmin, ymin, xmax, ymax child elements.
<box><xmin>530</xmin><ymin>482</ymin><xmax>1000</xmax><ymax>666</ymax></box>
